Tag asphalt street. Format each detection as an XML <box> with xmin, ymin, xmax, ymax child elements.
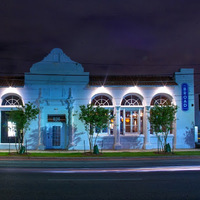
<box><xmin>0</xmin><ymin>157</ymin><xmax>200</xmax><ymax>200</ymax></box>
<box><xmin>0</xmin><ymin>169</ymin><xmax>199</xmax><ymax>200</ymax></box>
<box><xmin>0</xmin><ymin>156</ymin><xmax>200</xmax><ymax>168</ymax></box>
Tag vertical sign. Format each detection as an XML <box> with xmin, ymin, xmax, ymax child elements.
<box><xmin>182</xmin><ymin>83</ymin><xmax>188</xmax><ymax>111</ymax></box>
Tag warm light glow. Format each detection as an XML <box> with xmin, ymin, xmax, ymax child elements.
<box><xmin>125</xmin><ymin>118</ymin><xmax>130</xmax><ymax>123</ymax></box>
<box><xmin>2</xmin><ymin>87</ymin><xmax>21</xmax><ymax>97</ymax></box>
<box><xmin>110</xmin><ymin>119</ymin><xmax>114</xmax><ymax>123</ymax></box>
<box><xmin>133</xmin><ymin>113</ymin><xmax>137</xmax><ymax>117</ymax></box>
<box><xmin>90</xmin><ymin>86</ymin><xmax>113</xmax><ymax>104</ymax></box>
<box><xmin>8</xmin><ymin>121</ymin><xmax>16</xmax><ymax>137</ymax></box>
<box><xmin>122</xmin><ymin>86</ymin><xmax>144</xmax><ymax>105</ymax></box>
<box><xmin>153</xmin><ymin>86</ymin><xmax>173</xmax><ymax>98</ymax></box>
<box><xmin>124</xmin><ymin>86</ymin><xmax>143</xmax><ymax>97</ymax></box>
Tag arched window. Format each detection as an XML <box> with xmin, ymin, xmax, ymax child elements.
<box><xmin>150</xmin><ymin>95</ymin><xmax>171</xmax><ymax>106</ymax></box>
<box><xmin>120</xmin><ymin>95</ymin><xmax>143</xmax><ymax>135</ymax></box>
<box><xmin>121</xmin><ymin>95</ymin><xmax>142</xmax><ymax>106</ymax></box>
<box><xmin>1</xmin><ymin>95</ymin><xmax>23</xmax><ymax>144</ymax></box>
<box><xmin>150</xmin><ymin>94</ymin><xmax>173</xmax><ymax>134</ymax></box>
<box><xmin>91</xmin><ymin>94</ymin><xmax>113</xmax><ymax>135</ymax></box>
<box><xmin>2</xmin><ymin>95</ymin><xmax>23</xmax><ymax>106</ymax></box>
<box><xmin>91</xmin><ymin>95</ymin><xmax>113</xmax><ymax>106</ymax></box>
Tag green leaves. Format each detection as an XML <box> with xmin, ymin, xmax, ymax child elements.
<box><xmin>79</xmin><ymin>104</ymin><xmax>114</xmax><ymax>152</ymax></box>
<box><xmin>148</xmin><ymin>104</ymin><xmax>177</xmax><ymax>151</ymax></box>
<box><xmin>149</xmin><ymin>104</ymin><xmax>177</xmax><ymax>134</ymax></box>
<box><xmin>79</xmin><ymin>104</ymin><xmax>113</xmax><ymax>134</ymax></box>
<box><xmin>8</xmin><ymin>102</ymin><xmax>39</xmax><ymax>133</ymax></box>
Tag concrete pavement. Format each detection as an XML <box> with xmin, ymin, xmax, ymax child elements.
<box><xmin>0</xmin><ymin>148</ymin><xmax>200</xmax><ymax>153</ymax></box>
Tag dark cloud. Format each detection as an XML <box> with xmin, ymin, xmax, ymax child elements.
<box><xmin>0</xmin><ymin>0</ymin><xmax>200</xmax><ymax>91</ymax></box>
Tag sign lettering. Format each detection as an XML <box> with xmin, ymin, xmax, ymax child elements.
<box><xmin>182</xmin><ymin>83</ymin><xmax>188</xmax><ymax>111</ymax></box>
<box><xmin>48</xmin><ymin>115</ymin><xmax>66</xmax><ymax>122</ymax></box>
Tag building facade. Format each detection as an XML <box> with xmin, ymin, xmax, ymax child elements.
<box><xmin>0</xmin><ymin>48</ymin><xmax>195</xmax><ymax>150</ymax></box>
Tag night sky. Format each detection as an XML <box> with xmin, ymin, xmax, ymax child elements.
<box><xmin>1</xmin><ymin>0</ymin><xmax>200</xmax><ymax>92</ymax></box>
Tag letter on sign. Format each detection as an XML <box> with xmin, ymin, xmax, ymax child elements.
<box><xmin>182</xmin><ymin>83</ymin><xmax>188</xmax><ymax>111</ymax></box>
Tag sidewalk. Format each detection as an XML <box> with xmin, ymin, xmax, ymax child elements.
<box><xmin>0</xmin><ymin>148</ymin><xmax>200</xmax><ymax>153</ymax></box>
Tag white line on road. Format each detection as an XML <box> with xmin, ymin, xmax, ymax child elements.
<box><xmin>48</xmin><ymin>178</ymin><xmax>143</xmax><ymax>181</ymax></box>
<box><xmin>42</xmin><ymin>165</ymin><xmax>200</xmax><ymax>173</ymax></box>
<box><xmin>1</xmin><ymin>165</ymin><xmax>200</xmax><ymax>173</ymax></box>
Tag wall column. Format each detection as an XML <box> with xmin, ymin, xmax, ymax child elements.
<box><xmin>123</xmin><ymin>109</ymin><xmax>125</xmax><ymax>134</ymax></box>
<box><xmin>38</xmin><ymin>105</ymin><xmax>45</xmax><ymax>150</ymax></box>
<box><xmin>37</xmin><ymin>89</ymin><xmax>45</xmax><ymax>150</ymax></box>
<box><xmin>138</xmin><ymin>109</ymin><xmax>141</xmax><ymax>134</ymax></box>
<box><xmin>67</xmin><ymin>88</ymin><xmax>75</xmax><ymax>149</ymax></box>
<box><xmin>114</xmin><ymin>106</ymin><xmax>121</xmax><ymax>149</ymax></box>
<box><xmin>172</xmin><ymin>116</ymin><xmax>177</xmax><ymax>150</ymax></box>
<box><xmin>144</xmin><ymin>106</ymin><xmax>151</xmax><ymax>149</ymax></box>
<box><xmin>68</xmin><ymin>102</ymin><xmax>74</xmax><ymax>149</ymax></box>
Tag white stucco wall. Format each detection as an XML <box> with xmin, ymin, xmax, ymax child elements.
<box><xmin>0</xmin><ymin>49</ymin><xmax>195</xmax><ymax>150</ymax></box>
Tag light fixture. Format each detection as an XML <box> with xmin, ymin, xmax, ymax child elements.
<box><xmin>125</xmin><ymin>118</ymin><xmax>130</xmax><ymax>123</ymax></box>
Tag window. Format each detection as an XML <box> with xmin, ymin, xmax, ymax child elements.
<box><xmin>8</xmin><ymin>121</ymin><xmax>16</xmax><ymax>137</ymax></box>
<box><xmin>150</xmin><ymin>94</ymin><xmax>173</xmax><ymax>134</ymax></box>
<box><xmin>91</xmin><ymin>95</ymin><xmax>112</xmax><ymax>106</ymax></box>
<box><xmin>1</xmin><ymin>95</ymin><xmax>23</xmax><ymax>143</ymax></box>
<box><xmin>121</xmin><ymin>95</ymin><xmax>142</xmax><ymax>106</ymax></box>
<box><xmin>150</xmin><ymin>95</ymin><xmax>171</xmax><ymax>106</ymax></box>
<box><xmin>120</xmin><ymin>110</ymin><xmax>143</xmax><ymax>134</ymax></box>
<box><xmin>2</xmin><ymin>95</ymin><xmax>23</xmax><ymax>106</ymax></box>
<box><xmin>1</xmin><ymin>111</ymin><xmax>17</xmax><ymax>143</ymax></box>
<box><xmin>94</xmin><ymin>110</ymin><xmax>114</xmax><ymax>135</ymax></box>
<box><xmin>120</xmin><ymin>94</ymin><xmax>143</xmax><ymax>134</ymax></box>
<box><xmin>91</xmin><ymin>94</ymin><xmax>113</xmax><ymax>135</ymax></box>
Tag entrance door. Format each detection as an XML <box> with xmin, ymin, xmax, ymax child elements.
<box><xmin>1</xmin><ymin>111</ymin><xmax>16</xmax><ymax>143</ymax></box>
<box><xmin>46</xmin><ymin>122</ymin><xmax>65</xmax><ymax>149</ymax></box>
<box><xmin>120</xmin><ymin>109</ymin><xmax>143</xmax><ymax>134</ymax></box>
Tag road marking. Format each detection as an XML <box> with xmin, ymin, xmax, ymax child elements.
<box><xmin>48</xmin><ymin>178</ymin><xmax>143</xmax><ymax>181</ymax></box>
<box><xmin>1</xmin><ymin>165</ymin><xmax>200</xmax><ymax>173</ymax></box>
<box><xmin>42</xmin><ymin>166</ymin><xmax>200</xmax><ymax>173</ymax></box>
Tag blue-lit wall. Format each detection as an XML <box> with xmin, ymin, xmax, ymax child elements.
<box><xmin>0</xmin><ymin>48</ymin><xmax>195</xmax><ymax>150</ymax></box>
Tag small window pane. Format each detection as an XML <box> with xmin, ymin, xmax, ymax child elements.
<box><xmin>8</xmin><ymin>121</ymin><xmax>16</xmax><ymax>137</ymax></box>
<box><xmin>121</xmin><ymin>95</ymin><xmax>142</xmax><ymax>106</ymax></box>
<box><xmin>91</xmin><ymin>95</ymin><xmax>112</xmax><ymax>106</ymax></box>
<box><xmin>151</xmin><ymin>95</ymin><xmax>171</xmax><ymax>106</ymax></box>
<box><xmin>2</xmin><ymin>95</ymin><xmax>23</xmax><ymax>106</ymax></box>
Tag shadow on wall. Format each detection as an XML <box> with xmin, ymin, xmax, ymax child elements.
<box><xmin>73</xmin><ymin>131</ymin><xmax>85</xmax><ymax>147</ymax></box>
<box><xmin>97</xmin><ymin>137</ymin><xmax>115</xmax><ymax>150</ymax></box>
<box><xmin>120</xmin><ymin>136</ymin><xmax>143</xmax><ymax>149</ymax></box>
<box><xmin>25</xmin><ymin>129</ymin><xmax>39</xmax><ymax>150</ymax></box>
<box><xmin>184</xmin><ymin>124</ymin><xmax>195</xmax><ymax>148</ymax></box>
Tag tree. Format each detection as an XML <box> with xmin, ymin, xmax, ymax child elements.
<box><xmin>79</xmin><ymin>104</ymin><xmax>113</xmax><ymax>153</ymax></box>
<box><xmin>8</xmin><ymin>102</ymin><xmax>39</xmax><ymax>153</ymax></box>
<box><xmin>148</xmin><ymin>104</ymin><xmax>177</xmax><ymax>152</ymax></box>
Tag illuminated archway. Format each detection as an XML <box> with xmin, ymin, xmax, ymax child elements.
<box><xmin>120</xmin><ymin>93</ymin><xmax>144</xmax><ymax>135</ymax></box>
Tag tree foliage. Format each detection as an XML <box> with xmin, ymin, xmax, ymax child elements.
<box><xmin>148</xmin><ymin>104</ymin><xmax>177</xmax><ymax>152</ymax></box>
<box><xmin>79</xmin><ymin>104</ymin><xmax>113</xmax><ymax>152</ymax></box>
<box><xmin>8</xmin><ymin>102</ymin><xmax>39</xmax><ymax>153</ymax></box>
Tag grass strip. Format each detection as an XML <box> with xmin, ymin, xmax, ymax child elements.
<box><xmin>0</xmin><ymin>151</ymin><xmax>200</xmax><ymax>157</ymax></box>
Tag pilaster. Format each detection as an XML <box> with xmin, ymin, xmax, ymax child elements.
<box><xmin>144</xmin><ymin>106</ymin><xmax>151</xmax><ymax>149</ymax></box>
<box><xmin>114</xmin><ymin>106</ymin><xmax>121</xmax><ymax>149</ymax></box>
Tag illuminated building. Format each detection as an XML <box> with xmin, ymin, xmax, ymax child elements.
<box><xmin>0</xmin><ymin>48</ymin><xmax>195</xmax><ymax>150</ymax></box>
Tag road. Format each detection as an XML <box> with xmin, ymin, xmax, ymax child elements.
<box><xmin>0</xmin><ymin>157</ymin><xmax>200</xmax><ymax>200</ymax></box>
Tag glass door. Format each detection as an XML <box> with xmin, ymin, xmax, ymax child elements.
<box><xmin>120</xmin><ymin>109</ymin><xmax>143</xmax><ymax>134</ymax></box>
<box><xmin>1</xmin><ymin>111</ymin><xmax>16</xmax><ymax>143</ymax></box>
<box><xmin>52</xmin><ymin>126</ymin><xmax>61</xmax><ymax>146</ymax></box>
<box><xmin>46</xmin><ymin>122</ymin><xmax>65</xmax><ymax>149</ymax></box>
